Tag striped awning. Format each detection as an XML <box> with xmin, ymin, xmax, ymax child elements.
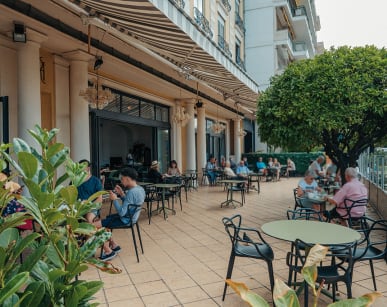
<box><xmin>69</xmin><ymin>0</ymin><xmax>259</xmax><ymax>108</ymax></box>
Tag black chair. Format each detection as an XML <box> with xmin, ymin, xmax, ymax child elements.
<box><xmin>352</xmin><ymin>218</ymin><xmax>387</xmax><ymax>291</ymax></box>
<box><xmin>102</xmin><ymin>203</ymin><xmax>144</xmax><ymax>262</ymax></box>
<box><xmin>226</xmin><ymin>180</ymin><xmax>246</xmax><ymax>206</ymax></box>
<box><xmin>222</xmin><ymin>214</ymin><xmax>275</xmax><ymax>301</ymax></box>
<box><xmin>201</xmin><ymin>168</ymin><xmax>210</xmax><ymax>186</ymax></box>
<box><xmin>293</xmin><ymin>188</ymin><xmax>303</xmax><ymax>210</ymax></box>
<box><xmin>286</xmin><ymin>208</ymin><xmax>323</xmax><ymax>287</ymax></box>
<box><xmin>163</xmin><ymin>176</ymin><xmax>183</xmax><ymax>211</ymax></box>
<box><xmin>288</xmin><ymin>239</ymin><xmax>356</xmax><ymax>304</ymax></box>
<box><xmin>286</xmin><ymin>208</ymin><xmax>323</xmax><ymax>222</ymax></box>
<box><xmin>341</xmin><ymin>198</ymin><xmax>368</xmax><ymax>229</ymax></box>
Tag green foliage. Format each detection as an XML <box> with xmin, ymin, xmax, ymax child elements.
<box><xmin>0</xmin><ymin>125</ymin><xmax>120</xmax><ymax>306</ymax></box>
<box><xmin>243</xmin><ymin>152</ymin><xmax>323</xmax><ymax>175</ymax></box>
<box><xmin>257</xmin><ymin>46</ymin><xmax>387</xmax><ymax>181</ymax></box>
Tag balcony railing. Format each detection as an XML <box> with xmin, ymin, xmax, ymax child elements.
<box><xmin>170</xmin><ymin>0</ymin><xmax>185</xmax><ymax>10</ymax></box>
<box><xmin>220</xmin><ymin>0</ymin><xmax>231</xmax><ymax>12</ymax></box>
<box><xmin>194</xmin><ymin>7</ymin><xmax>213</xmax><ymax>38</ymax></box>
<box><xmin>217</xmin><ymin>35</ymin><xmax>232</xmax><ymax>58</ymax></box>
<box><xmin>235</xmin><ymin>13</ymin><xmax>246</xmax><ymax>33</ymax></box>
<box><xmin>236</xmin><ymin>54</ymin><xmax>246</xmax><ymax>71</ymax></box>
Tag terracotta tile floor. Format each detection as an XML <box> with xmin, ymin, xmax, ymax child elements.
<box><xmin>84</xmin><ymin>178</ymin><xmax>387</xmax><ymax>306</ymax></box>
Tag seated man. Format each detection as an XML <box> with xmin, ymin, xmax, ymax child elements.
<box><xmin>77</xmin><ymin>159</ymin><xmax>103</xmax><ymax>223</ymax></box>
<box><xmin>324</xmin><ymin>167</ymin><xmax>368</xmax><ymax>225</ymax></box>
<box><xmin>236</xmin><ymin>160</ymin><xmax>250</xmax><ymax>179</ymax></box>
<box><xmin>256</xmin><ymin>157</ymin><xmax>267</xmax><ymax>175</ymax></box>
<box><xmin>206</xmin><ymin>156</ymin><xmax>217</xmax><ymax>185</ymax></box>
<box><xmin>309</xmin><ymin>155</ymin><xmax>325</xmax><ymax>179</ymax></box>
<box><xmin>94</xmin><ymin>168</ymin><xmax>145</xmax><ymax>261</ymax></box>
<box><xmin>148</xmin><ymin>160</ymin><xmax>164</xmax><ymax>183</ymax></box>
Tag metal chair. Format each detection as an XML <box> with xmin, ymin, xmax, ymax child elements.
<box><xmin>341</xmin><ymin>198</ymin><xmax>369</xmax><ymax>229</ymax></box>
<box><xmin>352</xmin><ymin>218</ymin><xmax>387</xmax><ymax>291</ymax></box>
<box><xmin>102</xmin><ymin>203</ymin><xmax>144</xmax><ymax>262</ymax></box>
<box><xmin>222</xmin><ymin>214</ymin><xmax>275</xmax><ymax>301</ymax></box>
<box><xmin>293</xmin><ymin>188</ymin><xmax>303</xmax><ymax>210</ymax></box>
<box><xmin>288</xmin><ymin>239</ymin><xmax>356</xmax><ymax>304</ymax></box>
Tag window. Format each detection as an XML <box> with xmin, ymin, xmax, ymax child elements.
<box><xmin>218</xmin><ymin>14</ymin><xmax>225</xmax><ymax>40</ymax></box>
<box><xmin>235</xmin><ymin>38</ymin><xmax>241</xmax><ymax>60</ymax></box>
<box><xmin>194</xmin><ymin>0</ymin><xmax>204</xmax><ymax>12</ymax></box>
<box><xmin>235</xmin><ymin>0</ymin><xmax>240</xmax><ymax>16</ymax></box>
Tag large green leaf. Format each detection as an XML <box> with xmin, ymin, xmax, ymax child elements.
<box><xmin>46</xmin><ymin>143</ymin><xmax>64</xmax><ymax>160</ymax></box>
<box><xmin>13</xmin><ymin>232</ymin><xmax>41</xmax><ymax>260</ymax></box>
<box><xmin>12</xmin><ymin>138</ymin><xmax>31</xmax><ymax>154</ymax></box>
<box><xmin>0</xmin><ymin>213</ymin><xmax>30</xmax><ymax>233</ymax></box>
<box><xmin>273</xmin><ymin>278</ymin><xmax>300</xmax><ymax>307</ymax></box>
<box><xmin>17</xmin><ymin>152</ymin><xmax>38</xmax><ymax>179</ymax></box>
<box><xmin>19</xmin><ymin>245</ymin><xmax>49</xmax><ymax>272</ymax></box>
<box><xmin>0</xmin><ymin>228</ymin><xmax>19</xmax><ymax>248</ymax></box>
<box><xmin>45</xmin><ymin>244</ymin><xmax>64</xmax><ymax>269</ymax></box>
<box><xmin>60</xmin><ymin>186</ymin><xmax>78</xmax><ymax>205</ymax></box>
<box><xmin>0</xmin><ymin>272</ymin><xmax>29</xmax><ymax>305</ymax></box>
<box><xmin>22</xmin><ymin>281</ymin><xmax>45</xmax><ymax>307</ymax></box>
<box><xmin>328</xmin><ymin>292</ymin><xmax>382</xmax><ymax>307</ymax></box>
<box><xmin>225</xmin><ymin>279</ymin><xmax>270</xmax><ymax>307</ymax></box>
<box><xmin>74</xmin><ymin>222</ymin><xmax>96</xmax><ymax>235</ymax></box>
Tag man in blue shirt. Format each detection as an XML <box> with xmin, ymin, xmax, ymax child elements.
<box><xmin>236</xmin><ymin>160</ymin><xmax>250</xmax><ymax>178</ymax></box>
<box><xmin>77</xmin><ymin>159</ymin><xmax>103</xmax><ymax>223</ymax></box>
<box><xmin>256</xmin><ymin>157</ymin><xmax>267</xmax><ymax>174</ymax></box>
<box><xmin>94</xmin><ymin>168</ymin><xmax>145</xmax><ymax>261</ymax></box>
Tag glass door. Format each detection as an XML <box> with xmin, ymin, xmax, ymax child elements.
<box><xmin>157</xmin><ymin>128</ymin><xmax>170</xmax><ymax>173</ymax></box>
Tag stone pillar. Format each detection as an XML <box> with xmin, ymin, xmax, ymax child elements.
<box><xmin>185</xmin><ymin>100</ymin><xmax>196</xmax><ymax>171</ymax></box>
<box><xmin>171</xmin><ymin>105</ymin><xmax>182</xmax><ymax>166</ymax></box>
<box><xmin>17</xmin><ymin>29</ymin><xmax>47</xmax><ymax>145</ymax></box>
<box><xmin>196</xmin><ymin>104</ymin><xmax>206</xmax><ymax>173</ymax></box>
<box><xmin>234</xmin><ymin>118</ymin><xmax>241</xmax><ymax>163</ymax></box>
<box><xmin>64</xmin><ymin>50</ymin><xmax>93</xmax><ymax>162</ymax></box>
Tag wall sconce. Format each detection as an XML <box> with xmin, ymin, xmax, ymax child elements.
<box><xmin>94</xmin><ymin>56</ymin><xmax>103</xmax><ymax>70</ymax></box>
<box><xmin>13</xmin><ymin>23</ymin><xmax>26</xmax><ymax>43</ymax></box>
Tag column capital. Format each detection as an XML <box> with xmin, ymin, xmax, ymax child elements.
<box><xmin>53</xmin><ymin>55</ymin><xmax>70</xmax><ymax>68</ymax></box>
<box><xmin>63</xmin><ymin>49</ymin><xmax>94</xmax><ymax>62</ymax></box>
<box><xmin>26</xmin><ymin>28</ymin><xmax>48</xmax><ymax>45</ymax></box>
<box><xmin>175</xmin><ymin>98</ymin><xmax>196</xmax><ymax>105</ymax></box>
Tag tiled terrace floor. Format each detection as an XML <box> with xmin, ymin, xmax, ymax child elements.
<box><xmin>85</xmin><ymin>178</ymin><xmax>387</xmax><ymax>306</ymax></box>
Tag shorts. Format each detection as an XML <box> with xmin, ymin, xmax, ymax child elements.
<box><xmin>101</xmin><ymin>214</ymin><xmax>128</xmax><ymax>228</ymax></box>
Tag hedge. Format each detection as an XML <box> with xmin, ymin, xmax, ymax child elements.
<box><xmin>243</xmin><ymin>152</ymin><xmax>324</xmax><ymax>176</ymax></box>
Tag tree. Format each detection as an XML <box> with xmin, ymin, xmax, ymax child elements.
<box><xmin>257</xmin><ymin>46</ymin><xmax>387</xmax><ymax>183</ymax></box>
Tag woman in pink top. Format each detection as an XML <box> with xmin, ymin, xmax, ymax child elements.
<box><xmin>325</xmin><ymin>167</ymin><xmax>368</xmax><ymax>225</ymax></box>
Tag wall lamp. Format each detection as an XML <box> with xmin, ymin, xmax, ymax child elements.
<box><xmin>94</xmin><ymin>56</ymin><xmax>103</xmax><ymax>70</ymax></box>
<box><xmin>13</xmin><ymin>23</ymin><xmax>26</xmax><ymax>43</ymax></box>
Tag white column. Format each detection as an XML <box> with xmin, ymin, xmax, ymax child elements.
<box><xmin>234</xmin><ymin>118</ymin><xmax>241</xmax><ymax>163</ymax></box>
<box><xmin>171</xmin><ymin>105</ymin><xmax>182</xmax><ymax>165</ymax></box>
<box><xmin>225</xmin><ymin>119</ymin><xmax>230</xmax><ymax>159</ymax></box>
<box><xmin>17</xmin><ymin>29</ymin><xmax>47</xmax><ymax>145</ymax></box>
<box><xmin>196</xmin><ymin>104</ymin><xmax>206</xmax><ymax>173</ymax></box>
<box><xmin>64</xmin><ymin>50</ymin><xmax>93</xmax><ymax>162</ymax></box>
<box><xmin>185</xmin><ymin>100</ymin><xmax>196</xmax><ymax>171</ymax></box>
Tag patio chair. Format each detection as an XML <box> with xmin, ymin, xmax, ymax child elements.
<box><xmin>341</xmin><ymin>198</ymin><xmax>369</xmax><ymax>229</ymax></box>
<box><xmin>288</xmin><ymin>239</ymin><xmax>356</xmax><ymax>303</ymax></box>
<box><xmin>226</xmin><ymin>181</ymin><xmax>246</xmax><ymax>206</ymax></box>
<box><xmin>286</xmin><ymin>208</ymin><xmax>323</xmax><ymax>287</ymax></box>
<box><xmin>221</xmin><ymin>214</ymin><xmax>275</xmax><ymax>301</ymax></box>
<box><xmin>352</xmin><ymin>218</ymin><xmax>387</xmax><ymax>291</ymax></box>
<box><xmin>293</xmin><ymin>188</ymin><xmax>303</xmax><ymax>210</ymax></box>
<box><xmin>101</xmin><ymin>203</ymin><xmax>144</xmax><ymax>263</ymax></box>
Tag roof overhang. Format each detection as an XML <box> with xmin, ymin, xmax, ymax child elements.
<box><xmin>67</xmin><ymin>0</ymin><xmax>259</xmax><ymax>112</ymax></box>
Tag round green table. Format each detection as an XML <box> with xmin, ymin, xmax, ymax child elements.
<box><xmin>261</xmin><ymin>220</ymin><xmax>360</xmax><ymax>245</ymax></box>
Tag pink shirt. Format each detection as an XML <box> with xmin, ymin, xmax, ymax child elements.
<box><xmin>333</xmin><ymin>179</ymin><xmax>368</xmax><ymax>217</ymax></box>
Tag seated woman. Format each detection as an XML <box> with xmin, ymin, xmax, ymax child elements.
<box><xmin>272</xmin><ymin>158</ymin><xmax>281</xmax><ymax>181</ymax></box>
<box><xmin>297</xmin><ymin>170</ymin><xmax>322</xmax><ymax>211</ymax></box>
<box><xmin>148</xmin><ymin>160</ymin><xmax>164</xmax><ymax>183</ymax></box>
<box><xmin>206</xmin><ymin>156</ymin><xmax>217</xmax><ymax>185</ymax></box>
<box><xmin>256</xmin><ymin>157</ymin><xmax>267</xmax><ymax>175</ymax></box>
<box><xmin>167</xmin><ymin>160</ymin><xmax>181</xmax><ymax>176</ymax></box>
<box><xmin>286</xmin><ymin>158</ymin><xmax>296</xmax><ymax>177</ymax></box>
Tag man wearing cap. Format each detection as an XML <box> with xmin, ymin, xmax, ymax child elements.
<box><xmin>148</xmin><ymin>160</ymin><xmax>164</xmax><ymax>183</ymax></box>
<box><xmin>94</xmin><ymin>167</ymin><xmax>145</xmax><ymax>261</ymax></box>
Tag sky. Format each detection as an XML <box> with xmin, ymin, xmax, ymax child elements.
<box><xmin>314</xmin><ymin>0</ymin><xmax>387</xmax><ymax>49</ymax></box>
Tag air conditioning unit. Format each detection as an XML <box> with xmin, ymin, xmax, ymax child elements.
<box><xmin>294</xmin><ymin>8</ymin><xmax>303</xmax><ymax>16</ymax></box>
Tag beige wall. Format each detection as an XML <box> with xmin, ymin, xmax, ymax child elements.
<box><xmin>363</xmin><ymin>178</ymin><xmax>387</xmax><ymax>219</ymax></box>
<box><xmin>40</xmin><ymin>49</ymin><xmax>55</xmax><ymax>131</ymax></box>
<box><xmin>0</xmin><ymin>36</ymin><xmax>18</xmax><ymax>141</ymax></box>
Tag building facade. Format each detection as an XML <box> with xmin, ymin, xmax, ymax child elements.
<box><xmin>245</xmin><ymin>0</ymin><xmax>324</xmax><ymax>151</ymax></box>
<box><xmin>0</xmin><ymin>0</ymin><xmax>259</xmax><ymax>176</ymax></box>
